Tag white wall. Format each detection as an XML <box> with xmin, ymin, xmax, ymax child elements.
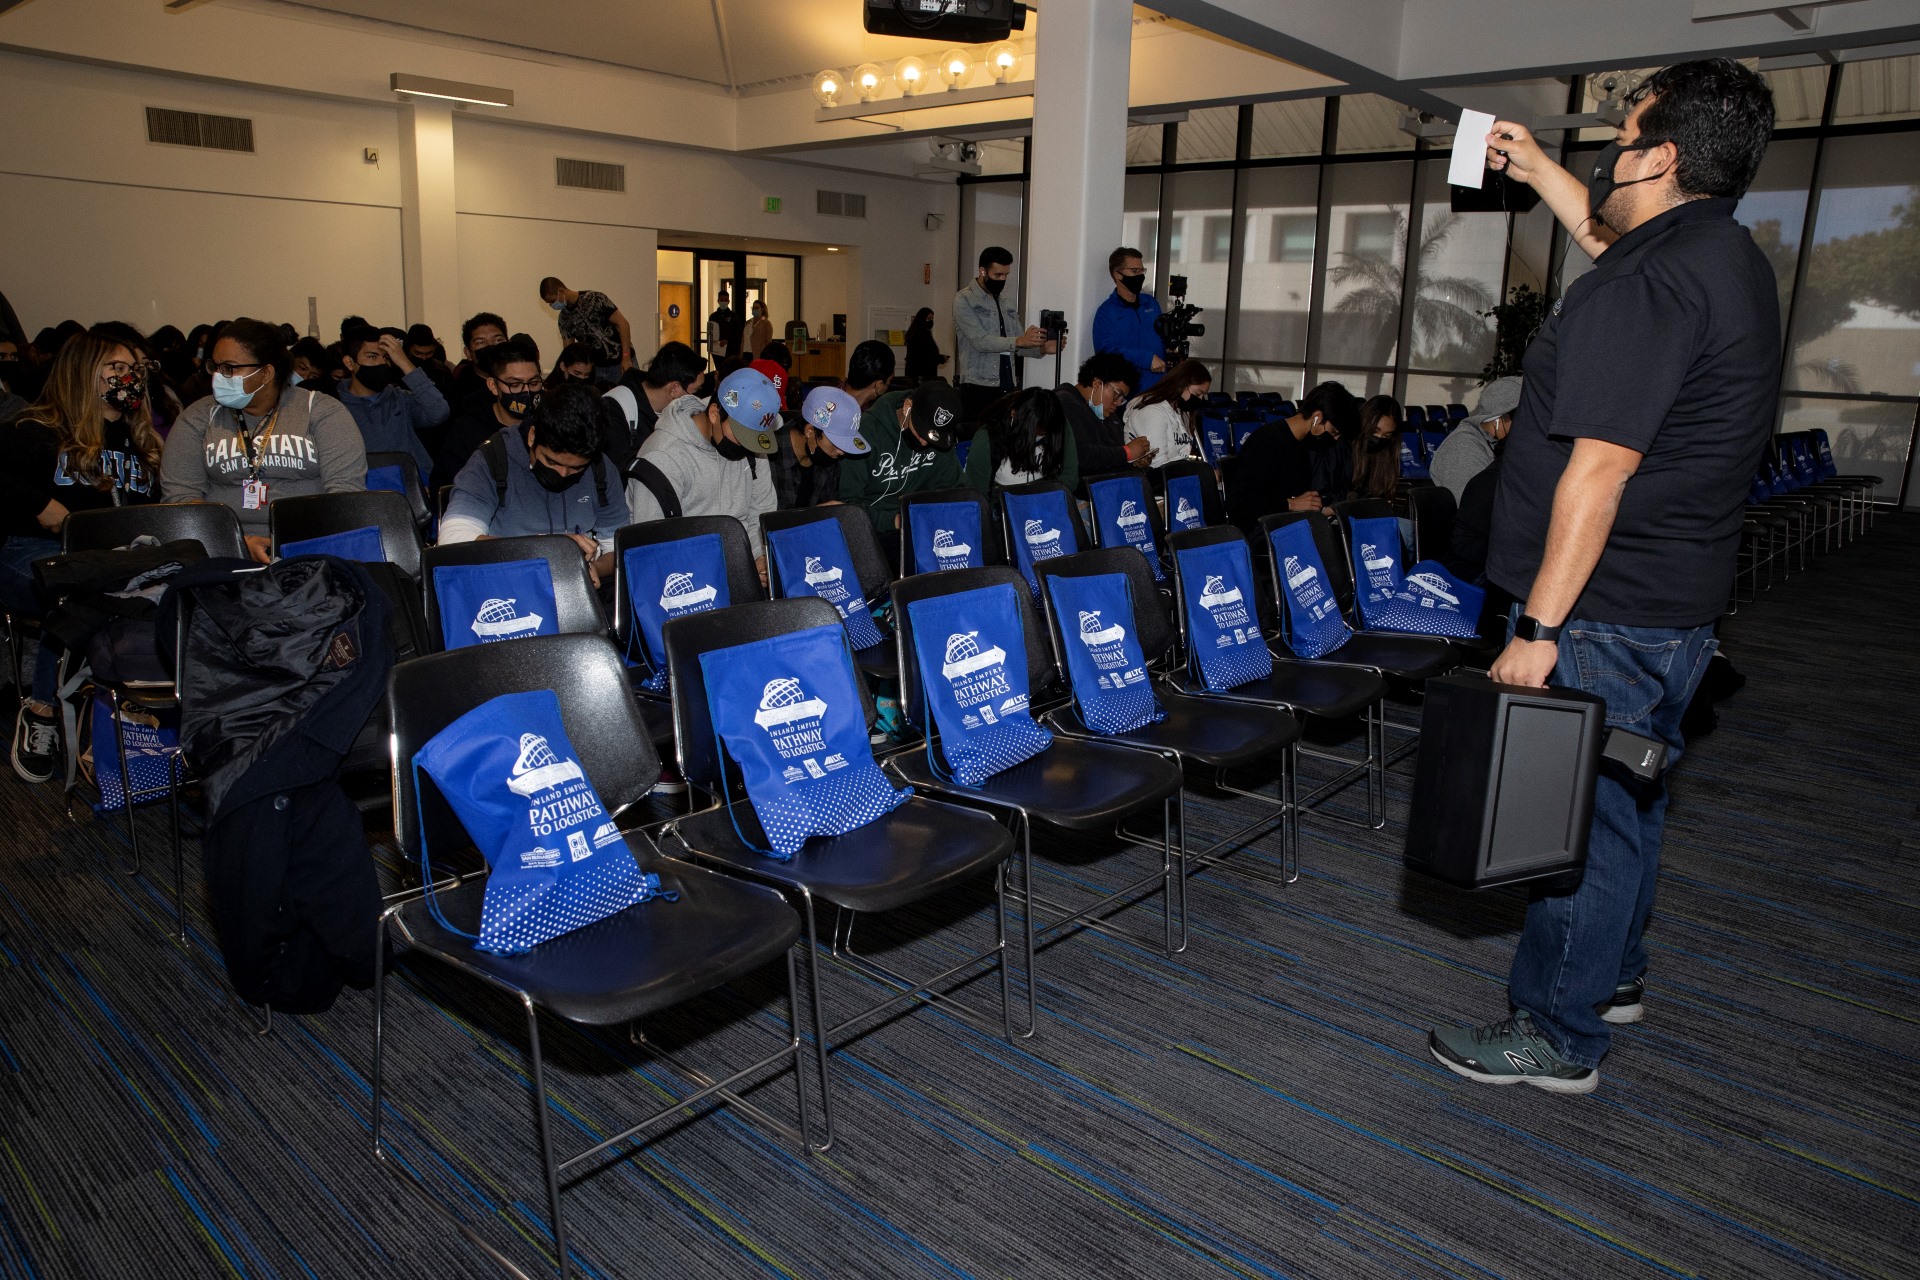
<box><xmin>454</xmin><ymin>216</ymin><xmax>657</xmax><ymax>368</ymax></box>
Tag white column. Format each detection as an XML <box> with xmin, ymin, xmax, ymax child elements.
<box><xmin>397</xmin><ymin>100</ymin><xmax>460</xmax><ymax>345</ymax></box>
<box><xmin>1024</xmin><ymin>0</ymin><xmax>1132</xmax><ymax>378</ymax></box>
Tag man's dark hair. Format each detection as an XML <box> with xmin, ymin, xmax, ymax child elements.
<box><xmin>337</xmin><ymin>315</ymin><xmax>368</xmax><ymax>340</ymax></box>
<box><xmin>341</xmin><ymin>325</ymin><xmax>382</xmax><ymax>357</ymax></box>
<box><xmin>760</xmin><ymin>340</ymin><xmax>792</xmax><ymax>371</ymax></box>
<box><xmin>642</xmin><ymin>341</ymin><xmax>705</xmax><ymax>389</ymax></box>
<box><xmin>538</xmin><ymin>276</ymin><xmax>565</xmax><ymax>301</ymax></box>
<box><xmin>526</xmin><ymin>380</ymin><xmax>602</xmax><ymax>458</ymax></box>
<box><xmin>482</xmin><ymin>338</ymin><xmax>541</xmax><ymax>377</ymax></box>
<box><xmin>1299</xmin><ymin>381</ymin><xmax>1362</xmax><ymax>438</ymax></box>
<box><xmin>1625</xmin><ymin>58</ymin><xmax>1775</xmax><ymax>200</ymax></box>
<box><xmin>289</xmin><ymin>336</ymin><xmax>329</xmax><ymax>366</ymax></box>
<box><xmin>978</xmin><ymin>245</ymin><xmax>1014</xmax><ymax>271</ymax></box>
<box><xmin>462</xmin><ymin>311</ymin><xmax>507</xmax><ymax>351</ymax></box>
<box><xmin>1075</xmin><ymin>351</ymin><xmax>1135</xmax><ymax>390</ymax></box>
<box><xmin>847</xmin><ymin>339</ymin><xmax>895</xmax><ymax>389</ymax></box>
<box><xmin>1107</xmin><ymin>246</ymin><xmax>1143</xmax><ymax>275</ymax></box>
<box><xmin>221</xmin><ymin>317</ymin><xmax>293</xmax><ymax>383</ymax></box>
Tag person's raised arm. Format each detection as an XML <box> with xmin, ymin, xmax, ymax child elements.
<box><xmin>610</xmin><ymin>308</ymin><xmax>634</xmax><ymax>370</ymax></box>
<box><xmin>1486</xmin><ymin>121</ymin><xmax>1616</xmax><ymax>262</ymax></box>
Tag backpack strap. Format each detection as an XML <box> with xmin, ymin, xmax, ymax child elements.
<box><xmin>481</xmin><ymin>432</ymin><xmax>510</xmax><ymax>511</ymax></box>
<box><xmin>623</xmin><ymin>456</ymin><xmax>681</xmax><ymax>520</ymax></box>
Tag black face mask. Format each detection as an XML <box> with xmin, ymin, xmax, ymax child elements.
<box><xmin>981</xmin><ymin>277</ymin><xmax>1006</xmax><ymax>297</ymax></box>
<box><xmin>531</xmin><ymin>459</ymin><xmax>582</xmax><ymax>492</ymax></box>
<box><xmin>354</xmin><ymin>363</ymin><xmax>398</xmax><ymax>392</ymax></box>
<box><xmin>1367</xmin><ymin>435</ymin><xmax>1395</xmax><ymax>453</ymax></box>
<box><xmin>497</xmin><ymin>388</ymin><xmax>541</xmax><ymax>420</ymax></box>
<box><xmin>1118</xmin><ymin>273</ymin><xmax>1147</xmax><ymax>297</ymax></box>
<box><xmin>714</xmin><ymin>433</ymin><xmax>751</xmax><ymax>462</ymax></box>
<box><xmin>1588</xmin><ymin>139</ymin><xmax>1667</xmax><ymax>225</ymax></box>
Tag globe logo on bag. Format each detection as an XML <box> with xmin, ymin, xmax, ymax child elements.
<box><xmin>803</xmin><ymin>555</ymin><xmax>843</xmax><ymax>586</ymax></box>
<box><xmin>1115</xmin><ymin>499</ymin><xmax>1147</xmax><ymax>530</ymax></box>
<box><xmin>471</xmin><ymin>597</ymin><xmax>544</xmax><ymax>641</ymax></box>
<box><xmin>1403</xmin><ymin>570</ymin><xmax>1460</xmax><ymax>608</ymax></box>
<box><xmin>1173</xmin><ymin>496</ymin><xmax>1199</xmax><ymax>527</ymax></box>
<box><xmin>1198</xmin><ymin>573</ymin><xmax>1243</xmax><ymax>611</ymax></box>
<box><xmin>931</xmin><ymin>528</ymin><xmax>972</xmax><ymax>567</ymax></box>
<box><xmin>753</xmin><ymin>676</ymin><xmax>829</xmax><ymax>730</ymax></box>
<box><xmin>1023</xmin><ymin>518</ymin><xmax>1060</xmax><ymax>549</ymax></box>
<box><xmin>659</xmin><ymin>570</ymin><xmax>719</xmax><ymax>613</ymax></box>
<box><xmin>941</xmin><ymin>630</ymin><xmax>1006</xmax><ymax>681</ymax></box>
<box><xmin>1077</xmin><ymin>609</ymin><xmax>1126</xmax><ymax>647</ymax></box>
<box><xmin>505</xmin><ymin>732</ymin><xmax>585</xmax><ymax>796</ymax></box>
<box><xmin>1284</xmin><ymin>555</ymin><xmax>1319</xmax><ymax>592</ymax></box>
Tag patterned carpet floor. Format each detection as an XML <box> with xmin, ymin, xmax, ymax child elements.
<box><xmin>0</xmin><ymin>514</ymin><xmax>1915</xmax><ymax>1279</ymax></box>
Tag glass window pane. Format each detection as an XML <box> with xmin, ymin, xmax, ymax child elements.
<box><xmin>1165</xmin><ymin>170</ymin><xmax>1234</xmax><ymax>361</ymax></box>
<box><xmin>1308</xmin><ymin>365</ymin><xmax>1394</xmax><ymax>398</ymax></box>
<box><xmin>1408</xmin><ymin>158</ymin><xmax>1502</xmax><ymax>374</ymax></box>
<box><xmin>1317</xmin><ymin>161</ymin><xmax>1412</xmax><ymax>368</ymax></box>
<box><xmin>1231</xmin><ymin>364</ymin><xmax>1303</xmax><ymax>396</ymax></box>
<box><xmin>1778</xmin><ymin>396</ymin><xmax>1915</xmax><ymax>501</ymax></box>
<box><xmin>1787</xmin><ymin>132</ymin><xmax>1920</xmax><ymax>397</ymax></box>
<box><xmin>1177</xmin><ymin>106</ymin><xmax>1240</xmax><ymax>163</ymax></box>
<box><xmin>1123</xmin><ymin>174</ymin><xmax>1161</xmax><ymax>291</ymax></box>
<box><xmin>1335</xmin><ymin>94</ymin><xmax>1413</xmax><ymax>153</ymax></box>
<box><xmin>975</xmin><ymin>139</ymin><xmax>1025</xmax><ymax>177</ymax></box>
<box><xmin>1834</xmin><ymin>54</ymin><xmax>1920</xmax><ymax>125</ymax></box>
<box><xmin>1404</xmin><ymin>371</ymin><xmax>1481</xmax><ymax>414</ymax></box>
<box><xmin>1234</xmin><ymin>165</ymin><xmax>1318</xmax><ymax>367</ymax></box>
<box><xmin>1732</xmin><ymin>138</ymin><xmax>1816</xmax><ymax>337</ymax></box>
<box><xmin>1764</xmin><ymin>65</ymin><xmax>1829</xmax><ymax>127</ymax></box>
<box><xmin>1249</xmin><ymin>99</ymin><xmax>1325</xmax><ymax>159</ymax></box>
<box><xmin>1126</xmin><ymin>124</ymin><xmax>1163</xmax><ymax>166</ymax></box>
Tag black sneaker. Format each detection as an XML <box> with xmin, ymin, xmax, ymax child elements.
<box><xmin>1598</xmin><ymin>977</ymin><xmax>1644</xmax><ymax>1025</ymax></box>
<box><xmin>11</xmin><ymin>703</ymin><xmax>58</xmax><ymax>784</ymax></box>
<box><xmin>1429</xmin><ymin>1014</ymin><xmax>1598</xmax><ymax>1094</ymax></box>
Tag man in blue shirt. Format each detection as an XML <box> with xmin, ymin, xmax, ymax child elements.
<box><xmin>1091</xmin><ymin>246</ymin><xmax>1165</xmax><ymax>395</ymax></box>
<box><xmin>336</xmin><ymin>325</ymin><xmax>449</xmax><ymax>475</ymax></box>
<box><xmin>439</xmin><ymin>381</ymin><xmax>629</xmax><ymax>588</ymax></box>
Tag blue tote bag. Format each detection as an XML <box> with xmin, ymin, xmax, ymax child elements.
<box><xmin>1266</xmin><ymin>520</ymin><xmax>1352</xmax><ymax>659</ymax></box>
<box><xmin>1197</xmin><ymin>414</ymin><xmax>1232</xmax><ymax>466</ymax></box>
<box><xmin>1175</xmin><ymin>541</ymin><xmax>1273</xmax><ymax>692</ymax></box>
<box><xmin>1347</xmin><ymin>515</ymin><xmax>1484</xmax><ymax>639</ymax></box>
<box><xmin>906</xmin><ymin>583</ymin><xmax>1052</xmax><ymax>786</ymax></box>
<box><xmin>766</xmin><ymin>521</ymin><xmax>887</xmax><ymax>650</ymax></box>
<box><xmin>280</xmin><ymin>524</ymin><xmax>384</xmax><ymax>563</ymax></box>
<box><xmin>431</xmin><ymin>559</ymin><xmax>561</xmax><ymax>650</ymax></box>
<box><xmin>1166</xmin><ymin>473</ymin><xmax>1208</xmax><ymax>533</ymax></box>
<box><xmin>699</xmin><ymin>622</ymin><xmax>911</xmax><ymax>857</ymax></box>
<box><xmin>909</xmin><ymin>501</ymin><xmax>985</xmax><ymax>575</ymax></box>
<box><xmin>623</xmin><ymin>533</ymin><xmax>729</xmax><ymax>691</ymax></box>
<box><xmin>1003</xmin><ymin>488</ymin><xmax>1079</xmax><ymax>598</ymax></box>
<box><xmin>1089</xmin><ymin>476</ymin><xmax>1164</xmax><ymax>581</ymax></box>
<box><xmin>411</xmin><ymin>689</ymin><xmax>666</xmax><ymax>954</ymax></box>
<box><xmin>1044</xmin><ymin>572</ymin><xmax>1164</xmax><ymax>734</ymax></box>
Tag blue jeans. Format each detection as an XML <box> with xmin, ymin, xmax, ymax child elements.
<box><xmin>0</xmin><ymin>534</ymin><xmax>63</xmax><ymax>703</ymax></box>
<box><xmin>1507</xmin><ymin>615</ymin><xmax>1720</xmax><ymax>1068</ymax></box>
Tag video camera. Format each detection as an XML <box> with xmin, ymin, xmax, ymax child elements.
<box><xmin>1153</xmin><ymin>274</ymin><xmax>1205</xmax><ymax>361</ymax></box>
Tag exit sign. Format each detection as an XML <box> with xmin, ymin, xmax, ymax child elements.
<box><xmin>764</xmin><ymin>196</ymin><xmax>782</xmax><ymax>213</ymax></box>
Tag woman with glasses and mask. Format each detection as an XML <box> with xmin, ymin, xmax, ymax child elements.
<box><xmin>160</xmin><ymin>316</ymin><xmax>366</xmax><ymax>564</ymax></box>
<box><xmin>0</xmin><ymin>331</ymin><xmax>164</xmax><ymax>782</ymax></box>
<box><xmin>92</xmin><ymin>321</ymin><xmax>184</xmax><ymax>437</ymax></box>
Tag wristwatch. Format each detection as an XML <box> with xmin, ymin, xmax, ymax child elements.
<box><xmin>1514</xmin><ymin>615</ymin><xmax>1563</xmax><ymax>643</ymax></box>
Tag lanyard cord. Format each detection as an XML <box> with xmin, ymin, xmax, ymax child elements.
<box><xmin>235</xmin><ymin>402</ymin><xmax>282</xmax><ymax>477</ymax></box>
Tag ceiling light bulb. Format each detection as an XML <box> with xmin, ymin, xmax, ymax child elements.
<box><xmin>854</xmin><ymin>63</ymin><xmax>883</xmax><ymax>101</ymax></box>
<box><xmin>938</xmin><ymin>47</ymin><xmax>972</xmax><ymax>89</ymax></box>
<box><xmin>811</xmin><ymin>69</ymin><xmax>841</xmax><ymax>107</ymax></box>
<box><xmin>987</xmin><ymin>42</ymin><xmax>1018</xmax><ymax>82</ymax></box>
<box><xmin>895</xmin><ymin>57</ymin><xmax>927</xmax><ymax>95</ymax></box>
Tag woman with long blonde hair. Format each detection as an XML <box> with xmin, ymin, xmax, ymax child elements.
<box><xmin>1</xmin><ymin>330</ymin><xmax>163</xmax><ymax>782</ymax></box>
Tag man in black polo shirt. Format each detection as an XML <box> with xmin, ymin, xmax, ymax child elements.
<box><xmin>1429</xmin><ymin>60</ymin><xmax>1778</xmax><ymax>1094</ymax></box>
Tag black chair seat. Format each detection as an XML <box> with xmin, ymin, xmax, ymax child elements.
<box><xmin>676</xmin><ymin>796</ymin><xmax>1013</xmax><ymax>915</ymax></box>
<box><xmin>854</xmin><ymin>641</ymin><xmax>898</xmax><ymax>681</ymax></box>
<box><xmin>636</xmin><ymin>694</ymin><xmax>675</xmax><ymax>749</ymax></box>
<box><xmin>388</xmin><ymin>854</ymin><xmax>798</xmax><ymax>1026</ymax></box>
<box><xmin>891</xmin><ymin>736</ymin><xmax>1182</xmax><ymax>831</ymax></box>
<box><xmin>1052</xmin><ymin>692</ymin><xmax>1299</xmax><ymax>768</ymax></box>
<box><xmin>1288</xmin><ymin>631</ymin><xmax>1456</xmax><ymax>680</ymax></box>
<box><xmin>1183</xmin><ymin>661</ymin><xmax>1384</xmax><ymax>722</ymax></box>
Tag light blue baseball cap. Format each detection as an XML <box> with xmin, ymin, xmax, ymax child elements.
<box><xmin>801</xmin><ymin>385</ymin><xmax>869</xmax><ymax>455</ymax></box>
<box><xmin>715</xmin><ymin>366</ymin><xmax>782</xmax><ymax>454</ymax></box>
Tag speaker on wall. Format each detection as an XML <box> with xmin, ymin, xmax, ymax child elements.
<box><xmin>1404</xmin><ymin>675</ymin><xmax>1606</xmax><ymax>890</ymax></box>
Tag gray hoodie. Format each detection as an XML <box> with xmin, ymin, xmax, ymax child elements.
<box><xmin>160</xmin><ymin>388</ymin><xmax>366</xmax><ymax>533</ymax></box>
<box><xmin>629</xmin><ymin>394</ymin><xmax>777</xmax><ymax>557</ymax></box>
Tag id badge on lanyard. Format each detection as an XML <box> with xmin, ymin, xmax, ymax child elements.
<box><xmin>238</xmin><ymin>407</ymin><xmax>276</xmax><ymax>509</ymax></box>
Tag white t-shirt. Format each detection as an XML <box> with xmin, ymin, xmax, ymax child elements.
<box><xmin>1125</xmin><ymin>397</ymin><xmax>1197</xmax><ymax>463</ymax></box>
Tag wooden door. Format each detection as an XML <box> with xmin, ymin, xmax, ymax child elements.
<box><xmin>658</xmin><ymin>282</ymin><xmax>692</xmax><ymax>347</ymax></box>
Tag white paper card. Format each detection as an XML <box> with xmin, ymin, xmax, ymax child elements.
<box><xmin>1449</xmin><ymin>109</ymin><xmax>1496</xmax><ymax>188</ymax></box>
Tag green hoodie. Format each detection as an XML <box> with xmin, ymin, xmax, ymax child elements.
<box><xmin>835</xmin><ymin>389</ymin><xmax>961</xmax><ymax>532</ymax></box>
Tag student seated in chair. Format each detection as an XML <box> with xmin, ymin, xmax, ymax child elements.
<box><xmin>439</xmin><ymin>380</ymin><xmax>628</xmax><ymax>590</ymax></box>
<box><xmin>1224</xmin><ymin>380</ymin><xmax>1359</xmax><ymax>532</ymax></box>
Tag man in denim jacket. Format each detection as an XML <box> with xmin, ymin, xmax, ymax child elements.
<box><xmin>952</xmin><ymin>245</ymin><xmax>1053</xmax><ymax>427</ymax></box>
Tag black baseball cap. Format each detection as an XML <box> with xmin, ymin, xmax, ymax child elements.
<box><xmin>907</xmin><ymin>378</ymin><xmax>962</xmax><ymax>447</ymax></box>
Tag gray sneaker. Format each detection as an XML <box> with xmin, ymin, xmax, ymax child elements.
<box><xmin>1429</xmin><ymin>1014</ymin><xmax>1598</xmax><ymax>1094</ymax></box>
<box><xmin>1598</xmin><ymin>977</ymin><xmax>1644</xmax><ymax>1025</ymax></box>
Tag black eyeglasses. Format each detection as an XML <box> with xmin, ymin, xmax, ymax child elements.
<box><xmin>208</xmin><ymin>361</ymin><xmax>268</xmax><ymax>377</ymax></box>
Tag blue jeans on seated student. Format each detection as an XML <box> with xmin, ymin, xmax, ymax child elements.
<box><xmin>1506</xmin><ymin>614</ymin><xmax>1719</xmax><ymax>1069</ymax></box>
<box><xmin>0</xmin><ymin>534</ymin><xmax>62</xmax><ymax>704</ymax></box>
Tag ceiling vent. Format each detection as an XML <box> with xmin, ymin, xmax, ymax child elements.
<box><xmin>145</xmin><ymin>107</ymin><xmax>254</xmax><ymax>153</ymax></box>
<box><xmin>556</xmin><ymin>157</ymin><xmax>626</xmax><ymax>192</ymax></box>
<box><xmin>817</xmin><ymin>189</ymin><xmax>868</xmax><ymax>219</ymax></box>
